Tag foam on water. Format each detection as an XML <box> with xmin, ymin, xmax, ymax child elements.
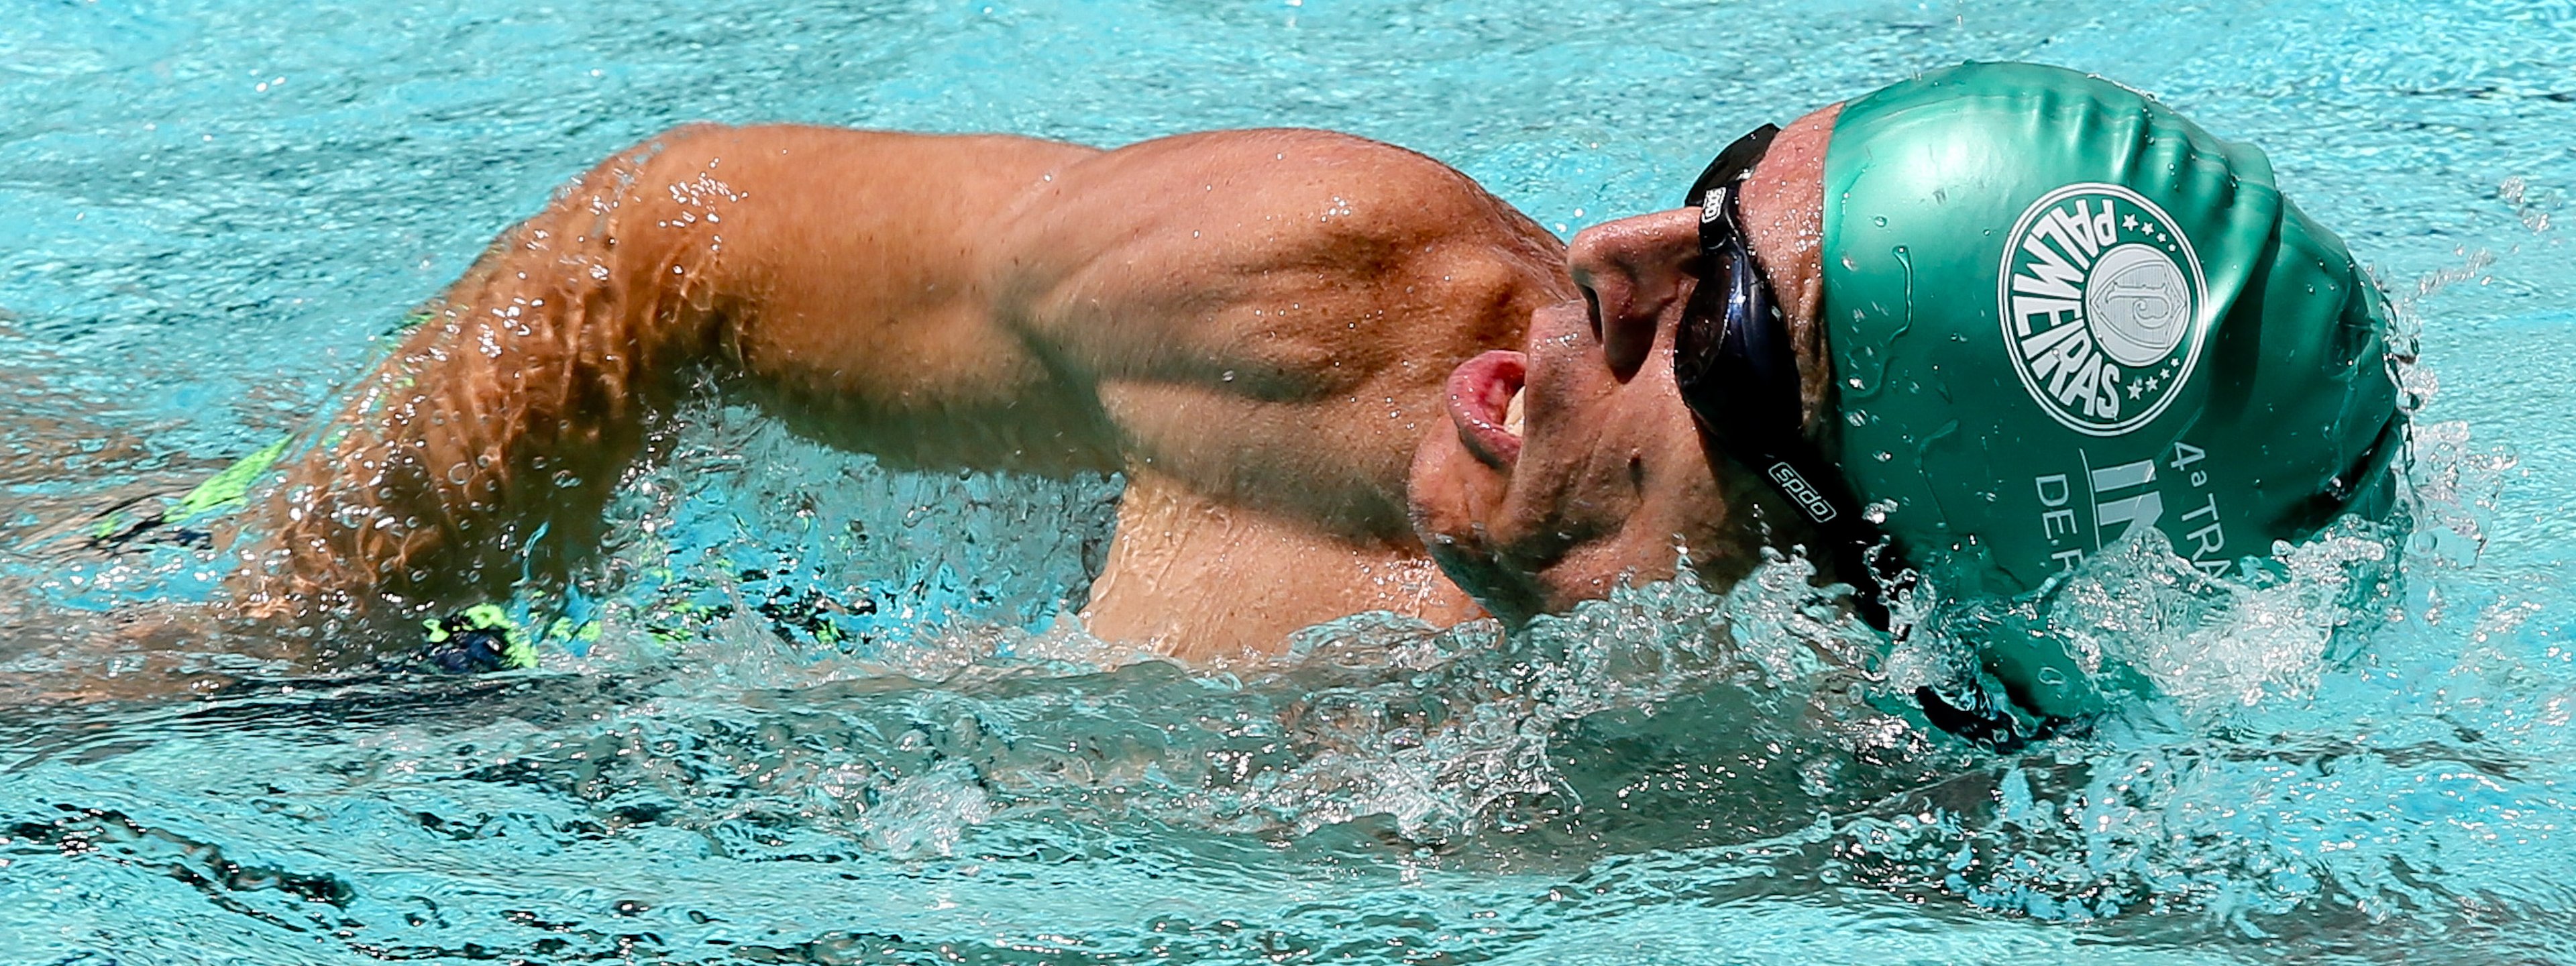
<box><xmin>6</xmin><ymin>0</ymin><xmax>2576</xmax><ymax>961</ymax></box>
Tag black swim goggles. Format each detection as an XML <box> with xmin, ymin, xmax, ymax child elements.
<box><xmin>1676</xmin><ymin>126</ymin><xmax>2061</xmax><ymax>750</ymax></box>
<box><xmin>1674</xmin><ymin>123</ymin><xmax>1908</xmax><ymax>626</ymax></box>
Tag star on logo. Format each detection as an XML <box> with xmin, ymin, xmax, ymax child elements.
<box><xmin>2143</xmin><ymin>376</ymin><xmax>2161</xmax><ymax>393</ymax></box>
<box><xmin>2122</xmin><ymin>214</ymin><xmax>2140</xmax><ymax>231</ymax></box>
<box><xmin>2127</xmin><ymin>380</ymin><xmax>2145</xmax><ymax>399</ymax></box>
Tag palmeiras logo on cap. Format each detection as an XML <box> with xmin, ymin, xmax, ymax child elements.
<box><xmin>1996</xmin><ymin>182</ymin><xmax>2208</xmax><ymax>437</ymax></box>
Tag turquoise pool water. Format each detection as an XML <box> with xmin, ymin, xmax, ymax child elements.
<box><xmin>6</xmin><ymin>0</ymin><xmax>2576</xmax><ymax>961</ymax></box>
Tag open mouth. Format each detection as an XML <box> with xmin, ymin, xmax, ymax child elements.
<box><xmin>1446</xmin><ymin>349</ymin><xmax>1527</xmax><ymax>468</ymax></box>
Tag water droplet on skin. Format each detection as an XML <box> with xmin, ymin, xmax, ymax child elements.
<box><xmin>1874</xmin><ymin>451</ymin><xmax>1893</xmax><ymax>462</ymax></box>
<box><xmin>1873</xmin><ymin>216</ymin><xmax>1888</xmax><ymax>227</ymax></box>
<box><xmin>1220</xmin><ymin>370</ymin><xmax>1236</xmax><ymax>382</ymax></box>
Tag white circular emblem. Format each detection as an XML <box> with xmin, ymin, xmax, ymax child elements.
<box><xmin>1996</xmin><ymin>183</ymin><xmax>2208</xmax><ymax>437</ymax></box>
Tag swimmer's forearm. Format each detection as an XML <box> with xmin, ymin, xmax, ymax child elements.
<box><xmin>231</xmin><ymin>125</ymin><xmax>1107</xmax><ymax>646</ymax></box>
<box><xmin>236</xmin><ymin>133</ymin><xmax>727</xmax><ymax>640</ymax></box>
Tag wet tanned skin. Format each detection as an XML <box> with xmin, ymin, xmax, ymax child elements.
<box><xmin>239</xmin><ymin>107</ymin><xmax>1841</xmax><ymax>663</ymax></box>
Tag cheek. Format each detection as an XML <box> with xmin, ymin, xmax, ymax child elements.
<box><xmin>1664</xmin><ymin>471</ymin><xmax>1749</xmax><ymax>574</ymax></box>
<box><xmin>1667</xmin><ymin>453</ymin><xmax>1790</xmax><ymax>588</ymax></box>
<box><xmin>1499</xmin><ymin>430</ymin><xmax>1728</xmax><ymax>611</ymax></box>
<box><xmin>1588</xmin><ymin>440</ymin><xmax>1737</xmax><ymax>587</ymax></box>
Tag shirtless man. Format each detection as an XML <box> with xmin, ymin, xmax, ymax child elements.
<box><xmin>231</xmin><ymin>63</ymin><xmax>2404</xmax><ymax>738</ymax></box>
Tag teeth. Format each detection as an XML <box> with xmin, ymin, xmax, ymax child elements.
<box><xmin>1503</xmin><ymin>386</ymin><xmax>1526</xmax><ymax>437</ymax></box>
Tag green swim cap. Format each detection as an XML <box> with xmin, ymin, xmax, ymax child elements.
<box><xmin>1819</xmin><ymin>63</ymin><xmax>2404</xmax><ymax>716</ymax></box>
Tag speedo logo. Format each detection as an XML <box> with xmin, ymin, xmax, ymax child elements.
<box><xmin>1768</xmin><ymin>462</ymin><xmax>1837</xmax><ymax>523</ymax></box>
<box><xmin>1699</xmin><ymin>186</ymin><xmax>1728</xmax><ymax>222</ymax></box>
<box><xmin>1997</xmin><ymin>184</ymin><xmax>2209</xmax><ymax>437</ymax></box>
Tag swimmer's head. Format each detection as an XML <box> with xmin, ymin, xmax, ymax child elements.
<box><xmin>1413</xmin><ymin>62</ymin><xmax>2405</xmax><ymax>722</ymax></box>
<box><xmin>1814</xmin><ymin>64</ymin><xmax>2402</xmax><ymax>704</ymax></box>
<box><xmin>1652</xmin><ymin>62</ymin><xmax>2406</xmax><ymax>719</ymax></box>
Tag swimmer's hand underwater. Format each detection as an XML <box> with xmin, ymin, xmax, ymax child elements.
<box><xmin>223</xmin><ymin>65</ymin><xmax>2402</xmax><ymax>737</ymax></box>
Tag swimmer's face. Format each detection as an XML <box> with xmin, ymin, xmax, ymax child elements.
<box><xmin>1407</xmin><ymin>105</ymin><xmax>1842</xmax><ymax>625</ymax></box>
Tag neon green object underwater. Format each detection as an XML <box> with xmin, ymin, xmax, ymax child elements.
<box><xmin>1819</xmin><ymin>63</ymin><xmax>2405</xmax><ymax>716</ymax></box>
<box><xmin>422</xmin><ymin>602</ymin><xmax>541</xmax><ymax>671</ymax></box>
<box><xmin>172</xmin><ymin>437</ymin><xmax>292</xmax><ymax>519</ymax></box>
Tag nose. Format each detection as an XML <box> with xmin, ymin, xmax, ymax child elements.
<box><xmin>1567</xmin><ymin>209</ymin><xmax>1703</xmax><ymax>380</ymax></box>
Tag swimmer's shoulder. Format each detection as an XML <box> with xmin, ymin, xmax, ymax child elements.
<box><xmin>1040</xmin><ymin>129</ymin><xmax>1552</xmax><ymax>248</ymax></box>
<box><xmin>1105</xmin><ymin>127</ymin><xmax>1479</xmax><ymax>195</ymax></box>
<box><xmin>1006</xmin><ymin>128</ymin><xmax>1564</xmax><ymax>311</ymax></box>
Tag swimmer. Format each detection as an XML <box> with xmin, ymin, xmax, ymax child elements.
<box><xmin>226</xmin><ymin>63</ymin><xmax>2404</xmax><ymax>741</ymax></box>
